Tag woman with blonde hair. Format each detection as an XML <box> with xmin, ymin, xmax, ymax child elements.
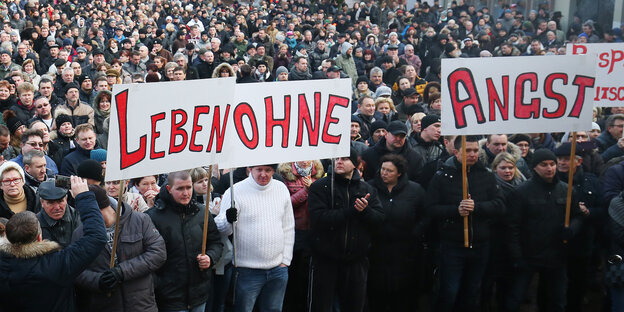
<box><xmin>374</xmin><ymin>97</ymin><xmax>397</xmax><ymax>123</ymax></box>
<box><xmin>22</xmin><ymin>59</ymin><xmax>40</xmax><ymax>89</ymax></box>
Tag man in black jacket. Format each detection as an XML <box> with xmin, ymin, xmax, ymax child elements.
<box><xmin>307</xmin><ymin>148</ymin><xmax>384</xmax><ymax>312</ymax></box>
<box><xmin>506</xmin><ymin>148</ymin><xmax>583</xmax><ymax>312</ymax></box>
<box><xmin>147</xmin><ymin>170</ymin><xmax>222</xmax><ymax>312</ymax></box>
<box><xmin>426</xmin><ymin>135</ymin><xmax>504</xmax><ymax>312</ymax></box>
<box><xmin>361</xmin><ymin>120</ymin><xmax>424</xmax><ymax>182</ymax></box>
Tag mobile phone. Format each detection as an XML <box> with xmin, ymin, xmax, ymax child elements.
<box><xmin>55</xmin><ymin>175</ymin><xmax>71</xmax><ymax>189</ymax></box>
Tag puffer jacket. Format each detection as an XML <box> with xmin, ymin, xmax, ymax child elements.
<box><xmin>146</xmin><ymin>186</ymin><xmax>223</xmax><ymax>311</ymax></box>
<box><xmin>55</xmin><ymin>100</ymin><xmax>95</xmax><ymax>127</ymax></box>
<box><xmin>277</xmin><ymin>161</ymin><xmax>324</xmax><ymax>231</ymax></box>
<box><xmin>73</xmin><ymin>202</ymin><xmax>167</xmax><ymax>312</ymax></box>
<box><xmin>308</xmin><ymin>170</ymin><xmax>384</xmax><ymax>262</ymax></box>
<box><xmin>426</xmin><ymin>156</ymin><xmax>505</xmax><ymax>248</ymax></box>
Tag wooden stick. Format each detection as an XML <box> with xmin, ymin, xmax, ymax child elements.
<box><xmin>462</xmin><ymin>136</ymin><xmax>469</xmax><ymax>248</ymax></box>
<box><xmin>110</xmin><ymin>180</ymin><xmax>126</xmax><ymax>268</ymax></box>
<box><xmin>564</xmin><ymin>133</ymin><xmax>577</xmax><ymax>243</ymax></box>
<box><xmin>201</xmin><ymin>165</ymin><xmax>214</xmax><ymax>256</ymax></box>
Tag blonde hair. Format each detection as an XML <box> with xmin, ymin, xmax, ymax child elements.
<box><xmin>491</xmin><ymin>152</ymin><xmax>522</xmax><ymax>180</ymax></box>
<box><xmin>375</xmin><ymin>97</ymin><xmax>396</xmax><ymax>111</ymax></box>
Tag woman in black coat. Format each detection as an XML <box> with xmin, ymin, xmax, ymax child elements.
<box><xmin>367</xmin><ymin>154</ymin><xmax>427</xmax><ymax>312</ymax></box>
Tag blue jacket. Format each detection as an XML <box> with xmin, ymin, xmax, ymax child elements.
<box><xmin>603</xmin><ymin>161</ymin><xmax>624</xmax><ymax>203</ymax></box>
<box><xmin>60</xmin><ymin>144</ymin><xmax>91</xmax><ymax>176</ymax></box>
<box><xmin>0</xmin><ymin>191</ymin><xmax>107</xmax><ymax>312</ymax></box>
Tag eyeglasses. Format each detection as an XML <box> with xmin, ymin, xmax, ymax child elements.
<box><xmin>2</xmin><ymin>178</ymin><xmax>23</xmax><ymax>186</ymax></box>
<box><xmin>26</xmin><ymin>141</ymin><xmax>44</xmax><ymax>148</ymax></box>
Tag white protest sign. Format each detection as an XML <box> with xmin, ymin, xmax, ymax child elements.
<box><xmin>441</xmin><ymin>55</ymin><xmax>596</xmax><ymax>135</ymax></box>
<box><xmin>105</xmin><ymin>78</ymin><xmax>352</xmax><ymax>181</ymax></box>
<box><xmin>567</xmin><ymin>43</ymin><xmax>624</xmax><ymax>107</ymax></box>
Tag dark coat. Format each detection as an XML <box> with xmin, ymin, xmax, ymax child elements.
<box><xmin>308</xmin><ymin>170</ymin><xmax>384</xmax><ymax>262</ymax></box>
<box><xmin>361</xmin><ymin>137</ymin><xmax>425</xmax><ymax>182</ymax></box>
<box><xmin>0</xmin><ymin>191</ymin><xmax>107</xmax><ymax>312</ymax></box>
<box><xmin>508</xmin><ymin>174</ymin><xmax>583</xmax><ymax>267</ymax></box>
<box><xmin>426</xmin><ymin>157</ymin><xmax>505</xmax><ymax>247</ymax></box>
<box><xmin>146</xmin><ymin>186</ymin><xmax>223</xmax><ymax>311</ymax></box>
<box><xmin>38</xmin><ymin>204</ymin><xmax>81</xmax><ymax>248</ymax></box>
<box><xmin>73</xmin><ymin>202</ymin><xmax>167</xmax><ymax>312</ymax></box>
<box><xmin>9</xmin><ymin>101</ymin><xmax>36</xmax><ymax>124</ymax></box>
<box><xmin>368</xmin><ymin>174</ymin><xmax>427</xmax><ymax>291</ymax></box>
<box><xmin>60</xmin><ymin>144</ymin><xmax>91</xmax><ymax>176</ymax></box>
<box><xmin>0</xmin><ymin>184</ymin><xmax>39</xmax><ymax>219</ymax></box>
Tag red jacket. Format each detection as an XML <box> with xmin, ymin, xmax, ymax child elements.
<box><xmin>277</xmin><ymin>161</ymin><xmax>324</xmax><ymax>230</ymax></box>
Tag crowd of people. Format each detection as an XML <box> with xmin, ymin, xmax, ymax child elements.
<box><xmin>0</xmin><ymin>0</ymin><xmax>623</xmax><ymax>311</ymax></box>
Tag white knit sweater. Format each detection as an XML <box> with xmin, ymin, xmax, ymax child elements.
<box><xmin>215</xmin><ymin>176</ymin><xmax>295</xmax><ymax>269</ymax></box>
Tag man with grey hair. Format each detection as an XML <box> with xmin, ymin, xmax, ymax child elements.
<box><xmin>23</xmin><ymin>149</ymin><xmax>48</xmax><ymax>190</ymax></box>
<box><xmin>369</xmin><ymin>67</ymin><xmax>385</xmax><ymax>91</ymax></box>
<box><xmin>174</xmin><ymin>52</ymin><xmax>199</xmax><ymax>80</ymax></box>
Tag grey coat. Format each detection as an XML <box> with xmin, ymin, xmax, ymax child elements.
<box><xmin>72</xmin><ymin>202</ymin><xmax>167</xmax><ymax>312</ymax></box>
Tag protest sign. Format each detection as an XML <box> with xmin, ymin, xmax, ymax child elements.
<box><xmin>440</xmin><ymin>55</ymin><xmax>596</xmax><ymax>135</ymax></box>
<box><xmin>567</xmin><ymin>43</ymin><xmax>624</xmax><ymax>107</ymax></box>
<box><xmin>105</xmin><ymin>78</ymin><xmax>352</xmax><ymax>181</ymax></box>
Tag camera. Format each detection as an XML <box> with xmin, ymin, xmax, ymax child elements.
<box><xmin>55</xmin><ymin>175</ymin><xmax>71</xmax><ymax>189</ymax></box>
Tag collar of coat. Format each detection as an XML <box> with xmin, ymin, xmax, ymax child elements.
<box><xmin>0</xmin><ymin>237</ymin><xmax>61</xmax><ymax>259</ymax></box>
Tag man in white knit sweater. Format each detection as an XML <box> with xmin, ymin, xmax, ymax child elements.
<box><xmin>215</xmin><ymin>164</ymin><xmax>295</xmax><ymax>312</ymax></box>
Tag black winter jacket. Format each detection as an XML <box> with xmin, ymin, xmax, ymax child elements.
<box><xmin>146</xmin><ymin>187</ymin><xmax>223</xmax><ymax>311</ymax></box>
<box><xmin>0</xmin><ymin>185</ymin><xmax>39</xmax><ymax>219</ymax></box>
<box><xmin>508</xmin><ymin>174</ymin><xmax>583</xmax><ymax>267</ymax></box>
<box><xmin>368</xmin><ymin>174</ymin><xmax>427</xmax><ymax>291</ymax></box>
<box><xmin>426</xmin><ymin>157</ymin><xmax>505</xmax><ymax>247</ymax></box>
<box><xmin>308</xmin><ymin>170</ymin><xmax>384</xmax><ymax>262</ymax></box>
<box><xmin>361</xmin><ymin>137</ymin><xmax>425</xmax><ymax>182</ymax></box>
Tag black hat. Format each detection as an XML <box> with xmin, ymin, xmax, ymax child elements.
<box><xmin>88</xmin><ymin>184</ymin><xmax>111</xmax><ymax>209</ymax></box>
<box><xmin>77</xmin><ymin>159</ymin><xmax>103</xmax><ymax>182</ymax></box>
<box><xmin>65</xmin><ymin>82</ymin><xmax>79</xmax><ymax>93</ymax></box>
<box><xmin>337</xmin><ymin>33</ymin><xmax>347</xmax><ymax>38</ymax></box>
<box><xmin>349</xmin><ymin>147</ymin><xmax>359</xmax><ymax>166</ymax></box>
<box><xmin>6</xmin><ymin>116</ymin><xmax>23</xmax><ymax>134</ymax></box>
<box><xmin>152</xmin><ymin>38</ymin><xmax>162</xmax><ymax>45</ymax></box>
<box><xmin>39</xmin><ymin>180</ymin><xmax>68</xmax><ymax>200</ymax></box>
<box><xmin>554</xmin><ymin>142</ymin><xmax>583</xmax><ymax>157</ymax></box>
<box><xmin>256</xmin><ymin>59</ymin><xmax>267</xmax><ymax>67</ymax></box>
<box><xmin>55</xmin><ymin>114</ymin><xmax>73</xmax><ymax>128</ymax></box>
<box><xmin>327</xmin><ymin>65</ymin><xmax>341</xmax><ymax>73</ymax></box>
<box><xmin>403</xmin><ymin>87</ymin><xmax>418</xmax><ymax>97</ymax></box>
<box><xmin>370</xmin><ymin>120</ymin><xmax>388</xmax><ymax>134</ymax></box>
<box><xmin>77</xmin><ymin>74</ymin><xmax>90</xmax><ymax>86</ymax></box>
<box><xmin>510</xmin><ymin>134</ymin><xmax>531</xmax><ymax>145</ymax></box>
<box><xmin>48</xmin><ymin>43</ymin><xmax>60</xmax><ymax>49</ymax></box>
<box><xmin>379</xmin><ymin>55</ymin><xmax>393</xmax><ymax>64</ymax></box>
<box><xmin>531</xmin><ymin>148</ymin><xmax>557</xmax><ymax>168</ymax></box>
<box><xmin>54</xmin><ymin>58</ymin><xmax>67</xmax><ymax>67</ymax></box>
<box><xmin>356</xmin><ymin>75</ymin><xmax>368</xmax><ymax>85</ymax></box>
<box><xmin>351</xmin><ymin>114</ymin><xmax>362</xmax><ymax>125</ymax></box>
<box><xmin>387</xmin><ymin>44</ymin><xmax>399</xmax><ymax>50</ymax></box>
<box><xmin>121</xmin><ymin>38</ymin><xmax>132</xmax><ymax>45</ymax></box>
<box><xmin>92</xmin><ymin>48</ymin><xmax>104</xmax><ymax>55</ymax></box>
<box><xmin>406</xmin><ymin>104</ymin><xmax>425</xmax><ymax>115</ymax></box>
<box><xmin>387</xmin><ymin>120</ymin><xmax>408</xmax><ymax>135</ymax></box>
<box><xmin>421</xmin><ymin>114</ymin><xmax>441</xmax><ymax>130</ymax></box>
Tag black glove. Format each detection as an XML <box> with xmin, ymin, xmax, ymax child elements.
<box><xmin>226</xmin><ymin>207</ymin><xmax>238</xmax><ymax>223</ymax></box>
<box><xmin>561</xmin><ymin>226</ymin><xmax>574</xmax><ymax>241</ymax></box>
<box><xmin>98</xmin><ymin>266</ymin><xmax>124</xmax><ymax>292</ymax></box>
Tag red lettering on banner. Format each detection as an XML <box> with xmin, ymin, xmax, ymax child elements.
<box><xmin>296</xmin><ymin>92</ymin><xmax>321</xmax><ymax>146</ymax></box>
<box><xmin>116</xmin><ymin>90</ymin><xmax>146</xmax><ymax>169</ymax></box>
<box><xmin>150</xmin><ymin>113</ymin><xmax>165</xmax><ymax>159</ymax></box>
<box><xmin>597</xmin><ymin>50</ymin><xmax>624</xmax><ymax>74</ymax></box>
<box><xmin>169</xmin><ymin>109</ymin><xmax>188</xmax><ymax>154</ymax></box>
<box><xmin>265</xmin><ymin>96</ymin><xmax>291</xmax><ymax>148</ymax></box>
<box><xmin>189</xmin><ymin>106</ymin><xmax>210</xmax><ymax>152</ymax></box>
<box><xmin>514</xmin><ymin>73</ymin><xmax>540</xmax><ymax>119</ymax></box>
<box><xmin>207</xmin><ymin>105</ymin><xmax>230</xmax><ymax>153</ymax></box>
<box><xmin>234</xmin><ymin>103</ymin><xmax>259</xmax><ymax>149</ymax></box>
<box><xmin>486</xmin><ymin>76</ymin><xmax>509</xmax><ymax>121</ymax></box>
<box><xmin>572</xmin><ymin>44</ymin><xmax>587</xmax><ymax>55</ymax></box>
<box><xmin>447</xmin><ymin>68</ymin><xmax>486</xmax><ymax>129</ymax></box>
<box><xmin>542</xmin><ymin>73</ymin><xmax>568</xmax><ymax>119</ymax></box>
<box><xmin>569</xmin><ymin>75</ymin><xmax>595</xmax><ymax>118</ymax></box>
<box><xmin>322</xmin><ymin>95</ymin><xmax>349</xmax><ymax>144</ymax></box>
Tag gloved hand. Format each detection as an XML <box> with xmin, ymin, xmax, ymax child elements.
<box><xmin>98</xmin><ymin>266</ymin><xmax>124</xmax><ymax>292</ymax></box>
<box><xmin>226</xmin><ymin>207</ymin><xmax>238</xmax><ymax>223</ymax></box>
<box><xmin>561</xmin><ymin>226</ymin><xmax>574</xmax><ymax>241</ymax></box>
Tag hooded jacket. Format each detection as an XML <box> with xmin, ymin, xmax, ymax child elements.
<box><xmin>335</xmin><ymin>42</ymin><xmax>358</xmax><ymax>85</ymax></box>
<box><xmin>308</xmin><ymin>170</ymin><xmax>384</xmax><ymax>262</ymax></box>
<box><xmin>0</xmin><ymin>191</ymin><xmax>107</xmax><ymax>312</ymax></box>
<box><xmin>426</xmin><ymin>156</ymin><xmax>505</xmax><ymax>247</ymax></box>
<box><xmin>146</xmin><ymin>186</ymin><xmax>223</xmax><ymax>311</ymax></box>
<box><xmin>73</xmin><ymin>202</ymin><xmax>167</xmax><ymax>312</ymax></box>
<box><xmin>211</xmin><ymin>62</ymin><xmax>236</xmax><ymax>78</ymax></box>
<box><xmin>277</xmin><ymin>161</ymin><xmax>324</xmax><ymax>231</ymax></box>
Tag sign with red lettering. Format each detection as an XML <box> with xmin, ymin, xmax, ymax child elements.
<box><xmin>105</xmin><ymin>78</ymin><xmax>352</xmax><ymax>181</ymax></box>
<box><xmin>567</xmin><ymin>43</ymin><xmax>624</xmax><ymax>107</ymax></box>
<box><xmin>440</xmin><ymin>55</ymin><xmax>596</xmax><ymax>135</ymax></box>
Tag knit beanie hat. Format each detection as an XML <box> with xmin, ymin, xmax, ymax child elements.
<box><xmin>510</xmin><ymin>134</ymin><xmax>531</xmax><ymax>145</ymax></box>
<box><xmin>356</xmin><ymin>76</ymin><xmax>368</xmax><ymax>86</ymax></box>
<box><xmin>88</xmin><ymin>184</ymin><xmax>111</xmax><ymax>209</ymax></box>
<box><xmin>531</xmin><ymin>148</ymin><xmax>557</xmax><ymax>168</ymax></box>
<box><xmin>276</xmin><ymin>66</ymin><xmax>288</xmax><ymax>76</ymax></box>
<box><xmin>349</xmin><ymin>147</ymin><xmax>359</xmax><ymax>166</ymax></box>
<box><xmin>420</xmin><ymin>114</ymin><xmax>441</xmax><ymax>130</ymax></box>
<box><xmin>351</xmin><ymin>114</ymin><xmax>362</xmax><ymax>125</ymax></box>
<box><xmin>5</xmin><ymin>115</ymin><xmax>23</xmax><ymax>134</ymax></box>
<box><xmin>370</xmin><ymin>120</ymin><xmax>387</xmax><ymax>134</ymax></box>
<box><xmin>56</xmin><ymin>114</ymin><xmax>74</xmax><ymax>128</ymax></box>
<box><xmin>77</xmin><ymin>159</ymin><xmax>103</xmax><ymax>182</ymax></box>
<box><xmin>65</xmin><ymin>82</ymin><xmax>79</xmax><ymax>93</ymax></box>
<box><xmin>90</xmin><ymin>149</ymin><xmax>107</xmax><ymax>162</ymax></box>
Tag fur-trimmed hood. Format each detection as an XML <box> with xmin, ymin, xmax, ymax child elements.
<box><xmin>277</xmin><ymin>161</ymin><xmax>324</xmax><ymax>181</ymax></box>
<box><xmin>0</xmin><ymin>237</ymin><xmax>61</xmax><ymax>259</ymax></box>
<box><xmin>212</xmin><ymin>62</ymin><xmax>236</xmax><ymax>78</ymax></box>
<box><xmin>478</xmin><ymin>138</ymin><xmax>523</xmax><ymax>168</ymax></box>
